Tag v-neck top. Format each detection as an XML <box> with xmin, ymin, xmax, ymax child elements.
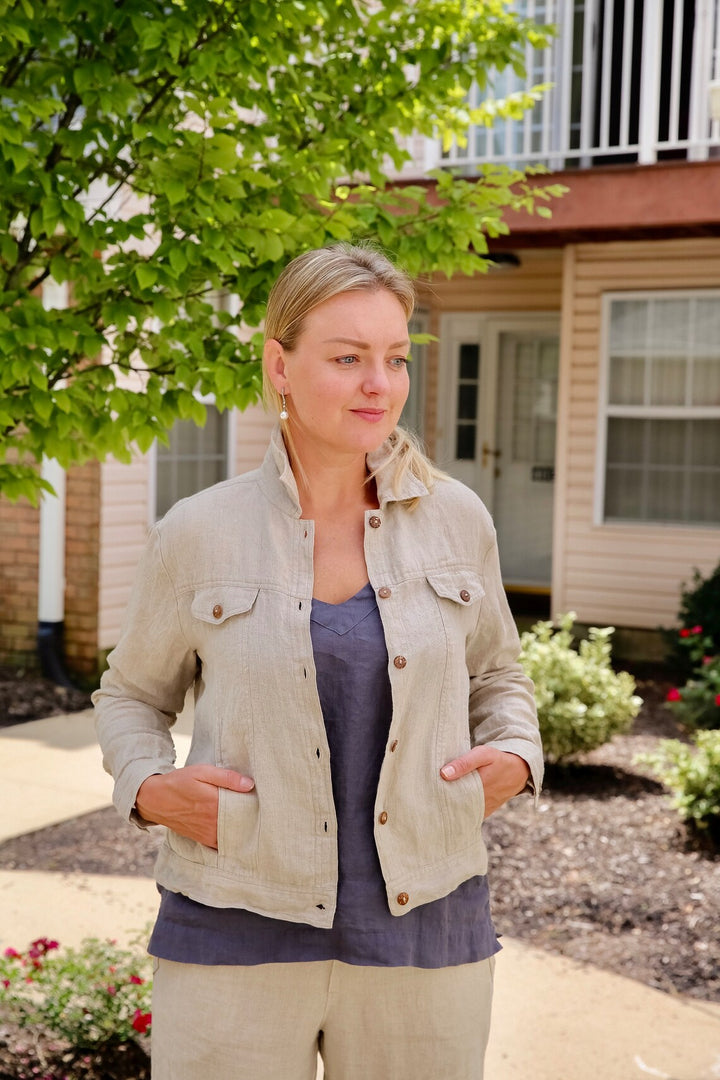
<box><xmin>148</xmin><ymin>583</ymin><xmax>499</xmax><ymax>967</ymax></box>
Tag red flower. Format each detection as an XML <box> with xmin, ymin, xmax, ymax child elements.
<box><xmin>28</xmin><ymin>939</ymin><xmax>58</xmax><ymax>959</ymax></box>
<box><xmin>129</xmin><ymin>975</ymin><xmax>144</xmax><ymax>985</ymax></box>
<box><xmin>106</xmin><ymin>985</ymin><xmax>117</xmax><ymax>996</ymax></box>
<box><xmin>679</xmin><ymin>629</ymin><xmax>691</xmax><ymax>638</ymax></box>
<box><xmin>1</xmin><ymin>979</ymin><xmax>10</xmax><ymax>988</ymax></box>
<box><xmin>715</xmin><ymin>694</ymin><xmax>720</xmax><ymax>707</ymax></box>
<box><xmin>132</xmin><ymin>1009</ymin><xmax>152</xmax><ymax>1035</ymax></box>
<box><xmin>666</xmin><ymin>687</ymin><xmax>682</xmax><ymax>702</ymax></box>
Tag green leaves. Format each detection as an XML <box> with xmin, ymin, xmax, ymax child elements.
<box><xmin>0</xmin><ymin>0</ymin><xmax>561</xmax><ymax>503</ymax></box>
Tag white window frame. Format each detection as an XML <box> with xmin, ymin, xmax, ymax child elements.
<box><xmin>148</xmin><ymin>395</ymin><xmax>236</xmax><ymax>526</ymax></box>
<box><xmin>595</xmin><ymin>288</ymin><xmax>720</xmax><ymax>529</ymax></box>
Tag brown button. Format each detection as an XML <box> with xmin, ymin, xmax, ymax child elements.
<box><xmin>378</xmin><ymin>811</ymin><xmax>388</xmax><ymax>825</ymax></box>
<box><xmin>397</xmin><ymin>892</ymin><xmax>409</xmax><ymax>906</ymax></box>
<box><xmin>393</xmin><ymin>655</ymin><xmax>407</xmax><ymax>669</ymax></box>
<box><xmin>460</xmin><ymin>589</ymin><xmax>471</xmax><ymax>602</ymax></box>
<box><xmin>369</xmin><ymin>515</ymin><xmax>382</xmax><ymax>529</ymax></box>
<box><xmin>389</xmin><ymin>739</ymin><xmax>398</xmax><ymax>752</ymax></box>
<box><xmin>378</xmin><ymin>586</ymin><xmax>392</xmax><ymax>599</ymax></box>
<box><xmin>212</xmin><ymin>604</ymin><xmax>223</xmax><ymax>619</ymax></box>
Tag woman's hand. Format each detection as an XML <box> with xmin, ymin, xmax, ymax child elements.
<box><xmin>440</xmin><ymin>747</ymin><xmax>530</xmax><ymax>819</ymax></box>
<box><xmin>135</xmin><ymin>765</ymin><xmax>255</xmax><ymax>849</ymax></box>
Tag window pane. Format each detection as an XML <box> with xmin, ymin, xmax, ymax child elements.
<box><xmin>649</xmin><ymin>356</ymin><xmax>686</xmax><ymax>406</ymax></box>
<box><xmin>155</xmin><ymin>405</ymin><xmax>229</xmax><ymax>519</ymax></box>
<box><xmin>456</xmin><ymin>424</ymin><xmax>476</xmax><ymax>460</ymax></box>
<box><xmin>694</xmin><ymin>299</ymin><xmax>720</xmax><ymax>351</ymax></box>
<box><xmin>609</xmin><ymin>300</ymin><xmax>648</xmax><ymax>352</ymax></box>
<box><xmin>688</xmin><ymin>472</ymin><xmax>720</xmax><ymax>523</ymax></box>
<box><xmin>646</xmin><ymin>469</ymin><xmax>686</xmax><ymax>521</ymax></box>
<box><xmin>648</xmin><ymin>299</ymin><xmax>690</xmax><ymax>354</ymax></box>
<box><xmin>606</xmin><ymin>418</ymin><xmax>644</xmax><ymax>464</ymax></box>
<box><xmin>647</xmin><ymin>419</ymin><xmax>687</xmax><ymax>466</ymax></box>
<box><xmin>457</xmin><ymin>383</ymin><xmax>478</xmax><ymax>420</ymax></box>
<box><xmin>692</xmin><ymin>358</ymin><xmax>720</xmax><ymax>406</ymax></box>
<box><xmin>609</xmin><ymin>355</ymin><xmax>645</xmax><ymax>405</ymax></box>
<box><xmin>604</xmin><ymin>466</ymin><xmax>643</xmax><ymax>518</ymax></box>
<box><xmin>690</xmin><ymin>420</ymin><xmax>720</xmax><ymax>467</ymax></box>
<box><xmin>459</xmin><ymin>344</ymin><xmax>479</xmax><ymax>380</ymax></box>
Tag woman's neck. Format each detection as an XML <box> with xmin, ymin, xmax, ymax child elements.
<box><xmin>289</xmin><ymin>448</ymin><xmax>378</xmax><ymax>518</ymax></box>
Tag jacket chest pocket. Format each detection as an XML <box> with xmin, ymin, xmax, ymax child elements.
<box><xmin>189</xmin><ymin>585</ymin><xmax>261</xmax><ymax>689</ymax></box>
<box><xmin>191</xmin><ymin>586</ymin><xmax>260</xmax><ymax>627</ymax></box>
<box><xmin>425</xmin><ymin>569</ymin><xmax>484</xmax><ymax>641</ymax></box>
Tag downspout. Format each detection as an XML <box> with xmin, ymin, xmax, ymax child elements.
<box><xmin>37</xmin><ymin>278</ymin><xmax>75</xmax><ymax>687</ymax></box>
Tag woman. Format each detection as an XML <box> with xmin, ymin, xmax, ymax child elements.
<box><xmin>94</xmin><ymin>243</ymin><xmax>542</xmax><ymax>1080</ymax></box>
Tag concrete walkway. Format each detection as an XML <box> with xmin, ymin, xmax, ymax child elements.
<box><xmin>1</xmin><ymin>710</ymin><xmax>719</xmax><ymax>1080</ymax></box>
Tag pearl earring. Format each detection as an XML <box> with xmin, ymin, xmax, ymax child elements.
<box><xmin>279</xmin><ymin>391</ymin><xmax>289</xmax><ymax>420</ymax></box>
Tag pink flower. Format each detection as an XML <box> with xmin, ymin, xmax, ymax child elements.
<box><xmin>703</xmin><ymin>656</ymin><xmax>714</xmax><ymax>665</ymax></box>
<box><xmin>2</xmin><ymin>979</ymin><xmax>10</xmax><ymax>988</ymax></box>
<box><xmin>129</xmin><ymin>975</ymin><xmax>144</xmax><ymax>985</ymax></box>
<box><xmin>132</xmin><ymin>1009</ymin><xmax>152</xmax><ymax>1035</ymax></box>
<box><xmin>3</xmin><ymin>948</ymin><xmax>20</xmax><ymax>959</ymax></box>
<box><xmin>106</xmin><ymin>985</ymin><xmax>117</xmax><ymax>996</ymax></box>
<box><xmin>666</xmin><ymin>687</ymin><xmax>682</xmax><ymax>702</ymax></box>
<box><xmin>690</xmin><ymin>625</ymin><xmax>703</xmax><ymax>634</ymax></box>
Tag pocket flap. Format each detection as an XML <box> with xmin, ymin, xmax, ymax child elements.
<box><xmin>191</xmin><ymin>586</ymin><xmax>259</xmax><ymax>624</ymax></box>
<box><xmin>426</xmin><ymin>570</ymin><xmax>485</xmax><ymax>606</ymax></box>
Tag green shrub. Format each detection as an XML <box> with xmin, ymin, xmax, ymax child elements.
<box><xmin>0</xmin><ymin>935</ymin><xmax>152</xmax><ymax>1051</ymax></box>
<box><xmin>666</xmin><ymin>561</ymin><xmax>720</xmax><ymax>678</ymax></box>
<box><xmin>665</xmin><ymin>652</ymin><xmax>720</xmax><ymax>731</ymax></box>
<box><xmin>519</xmin><ymin>612</ymin><xmax>643</xmax><ymax>764</ymax></box>
<box><xmin>638</xmin><ymin>730</ymin><xmax>720</xmax><ymax>834</ymax></box>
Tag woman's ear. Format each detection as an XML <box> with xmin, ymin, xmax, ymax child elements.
<box><xmin>263</xmin><ymin>339</ymin><xmax>287</xmax><ymax>393</ymax></box>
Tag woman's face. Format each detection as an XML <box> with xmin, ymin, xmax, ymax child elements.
<box><xmin>265</xmin><ymin>288</ymin><xmax>411</xmax><ymax>462</ymax></box>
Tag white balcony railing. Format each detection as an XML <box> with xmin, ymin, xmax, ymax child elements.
<box><xmin>432</xmin><ymin>0</ymin><xmax>720</xmax><ymax>173</ymax></box>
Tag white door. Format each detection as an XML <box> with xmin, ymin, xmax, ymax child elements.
<box><xmin>438</xmin><ymin>316</ymin><xmax>559</xmax><ymax>589</ymax></box>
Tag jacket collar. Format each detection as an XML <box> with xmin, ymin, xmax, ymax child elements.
<box><xmin>260</xmin><ymin>425</ymin><xmax>429</xmax><ymax>517</ymax></box>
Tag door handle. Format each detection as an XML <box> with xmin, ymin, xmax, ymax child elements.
<box><xmin>482</xmin><ymin>442</ymin><xmax>501</xmax><ymax>468</ymax></box>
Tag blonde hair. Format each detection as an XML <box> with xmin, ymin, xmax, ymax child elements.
<box><xmin>262</xmin><ymin>242</ymin><xmax>445</xmax><ymax>500</ymax></box>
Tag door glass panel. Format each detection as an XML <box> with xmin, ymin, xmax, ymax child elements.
<box><xmin>455</xmin><ymin>343</ymin><xmax>480</xmax><ymax>461</ymax></box>
<box><xmin>494</xmin><ymin>333</ymin><xmax>558</xmax><ymax>587</ymax></box>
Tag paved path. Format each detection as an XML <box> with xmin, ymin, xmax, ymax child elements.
<box><xmin>1</xmin><ymin>710</ymin><xmax>719</xmax><ymax>1079</ymax></box>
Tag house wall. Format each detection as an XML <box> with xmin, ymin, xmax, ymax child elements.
<box><xmin>553</xmin><ymin>237</ymin><xmax>720</xmax><ymax>631</ymax></box>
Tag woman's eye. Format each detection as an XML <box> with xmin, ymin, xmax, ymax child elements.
<box><xmin>390</xmin><ymin>356</ymin><xmax>408</xmax><ymax>368</ymax></box>
<box><xmin>336</xmin><ymin>355</ymin><xmax>358</xmax><ymax>365</ymax></box>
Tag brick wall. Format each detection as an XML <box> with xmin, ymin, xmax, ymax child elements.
<box><xmin>64</xmin><ymin>461</ymin><xmax>101</xmax><ymax>677</ymax></box>
<box><xmin>0</xmin><ymin>461</ymin><xmax>101</xmax><ymax>679</ymax></box>
<box><xmin>0</xmin><ymin>498</ymin><xmax>40</xmax><ymax>667</ymax></box>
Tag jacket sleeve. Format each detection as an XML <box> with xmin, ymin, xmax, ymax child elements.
<box><xmin>467</xmin><ymin>530</ymin><xmax>544</xmax><ymax>799</ymax></box>
<box><xmin>92</xmin><ymin>525</ymin><xmax>197</xmax><ymax>824</ymax></box>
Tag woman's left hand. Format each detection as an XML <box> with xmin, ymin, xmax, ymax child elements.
<box><xmin>440</xmin><ymin>747</ymin><xmax>530</xmax><ymax>818</ymax></box>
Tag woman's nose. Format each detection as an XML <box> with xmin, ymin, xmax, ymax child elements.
<box><xmin>362</xmin><ymin>361</ymin><xmax>390</xmax><ymax>394</ymax></box>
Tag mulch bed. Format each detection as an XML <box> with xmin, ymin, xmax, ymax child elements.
<box><xmin>0</xmin><ymin>665</ymin><xmax>718</xmax><ymax>1077</ymax></box>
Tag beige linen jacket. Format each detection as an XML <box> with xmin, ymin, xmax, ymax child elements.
<box><xmin>94</xmin><ymin>428</ymin><xmax>542</xmax><ymax>929</ymax></box>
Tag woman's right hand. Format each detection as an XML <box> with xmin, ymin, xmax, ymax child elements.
<box><xmin>135</xmin><ymin>765</ymin><xmax>255</xmax><ymax>849</ymax></box>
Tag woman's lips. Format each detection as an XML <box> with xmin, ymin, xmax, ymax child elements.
<box><xmin>350</xmin><ymin>409</ymin><xmax>386</xmax><ymax>422</ymax></box>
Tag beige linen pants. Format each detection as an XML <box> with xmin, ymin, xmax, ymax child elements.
<box><xmin>151</xmin><ymin>956</ymin><xmax>494</xmax><ymax>1080</ymax></box>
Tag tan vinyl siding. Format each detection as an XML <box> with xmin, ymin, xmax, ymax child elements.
<box><xmin>98</xmin><ymin>454</ymin><xmax>150</xmax><ymax>651</ymax></box>
<box><xmin>553</xmin><ymin>238</ymin><xmax>720</xmax><ymax>631</ymax></box>
<box><xmin>233</xmin><ymin>403</ymin><xmax>274</xmax><ymax>476</ymax></box>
